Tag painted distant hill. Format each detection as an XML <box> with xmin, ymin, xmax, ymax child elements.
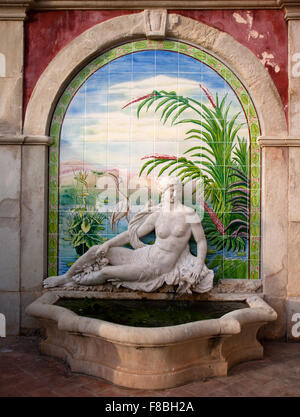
<box><xmin>60</xmin><ymin>160</ymin><xmax>104</xmax><ymax>187</ymax></box>
<box><xmin>59</xmin><ymin>159</ymin><xmax>161</xmax><ymax>208</ymax></box>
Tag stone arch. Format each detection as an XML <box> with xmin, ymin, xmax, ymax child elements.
<box><xmin>24</xmin><ymin>11</ymin><xmax>287</xmax><ymax>137</ymax></box>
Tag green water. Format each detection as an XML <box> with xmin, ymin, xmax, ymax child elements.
<box><xmin>55</xmin><ymin>298</ymin><xmax>247</xmax><ymax>328</ymax></box>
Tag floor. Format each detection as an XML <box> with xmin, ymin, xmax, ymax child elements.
<box><xmin>0</xmin><ymin>336</ymin><xmax>299</xmax><ymax>397</ymax></box>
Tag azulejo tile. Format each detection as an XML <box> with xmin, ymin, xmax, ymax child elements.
<box><xmin>48</xmin><ymin>40</ymin><xmax>261</xmax><ymax>279</ymax></box>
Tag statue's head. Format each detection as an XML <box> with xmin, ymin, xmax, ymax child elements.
<box><xmin>158</xmin><ymin>176</ymin><xmax>182</xmax><ymax>205</ymax></box>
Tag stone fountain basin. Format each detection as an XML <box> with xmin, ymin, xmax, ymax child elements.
<box><xmin>26</xmin><ymin>291</ymin><xmax>277</xmax><ymax>390</ymax></box>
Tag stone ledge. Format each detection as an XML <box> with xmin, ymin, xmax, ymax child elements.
<box><xmin>0</xmin><ymin>134</ymin><xmax>52</xmax><ymax>145</ymax></box>
<box><xmin>2</xmin><ymin>0</ymin><xmax>300</xmax><ymax>16</ymax></box>
<box><xmin>0</xmin><ymin>5</ymin><xmax>29</xmax><ymax>20</ymax></box>
<box><xmin>45</xmin><ymin>278</ymin><xmax>263</xmax><ymax>302</ymax></box>
<box><xmin>258</xmin><ymin>136</ymin><xmax>300</xmax><ymax>147</ymax></box>
<box><xmin>284</xmin><ymin>5</ymin><xmax>300</xmax><ymax>20</ymax></box>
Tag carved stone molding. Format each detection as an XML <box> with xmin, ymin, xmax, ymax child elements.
<box><xmin>0</xmin><ymin>6</ymin><xmax>28</xmax><ymax>19</ymax></box>
<box><xmin>284</xmin><ymin>5</ymin><xmax>300</xmax><ymax>19</ymax></box>
<box><xmin>144</xmin><ymin>9</ymin><xmax>167</xmax><ymax>39</ymax></box>
<box><xmin>258</xmin><ymin>136</ymin><xmax>300</xmax><ymax>146</ymax></box>
<box><xmin>1</xmin><ymin>0</ymin><xmax>300</xmax><ymax>17</ymax></box>
<box><xmin>0</xmin><ymin>1</ymin><xmax>32</xmax><ymax>20</ymax></box>
<box><xmin>29</xmin><ymin>0</ymin><xmax>282</xmax><ymax>10</ymax></box>
<box><xmin>0</xmin><ymin>134</ymin><xmax>53</xmax><ymax>145</ymax></box>
<box><xmin>279</xmin><ymin>1</ymin><xmax>300</xmax><ymax>19</ymax></box>
<box><xmin>1</xmin><ymin>0</ymin><xmax>300</xmax><ymax>11</ymax></box>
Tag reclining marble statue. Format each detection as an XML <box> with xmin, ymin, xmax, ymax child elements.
<box><xmin>43</xmin><ymin>177</ymin><xmax>214</xmax><ymax>294</ymax></box>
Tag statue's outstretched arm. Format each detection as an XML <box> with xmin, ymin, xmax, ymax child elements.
<box><xmin>105</xmin><ymin>230</ymin><xmax>130</xmax><ymax>248</ymax></box>
<box><xmin>190</xmin><ymin>216</ymin><xmax>207</xmax><ymax>271</ymax></box>
<box><xmin>96</xmin><ymin>212</ymin><xmax>157</xmax><ymax>256</ymax></box>
<box><xmin>135</xmin><ymin>213</ymin><xmax>157</xmax><ymax>238</ymax></box>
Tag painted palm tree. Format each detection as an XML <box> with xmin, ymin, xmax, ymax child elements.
<box><xmin>123</xmin><ymin>84</ymin><xmax>249</xmax><ymax>252</ymax></box>
<box><xmin>225</xmin><ymin>137</ymin><xmax>250</xmax><ymax>240</ymax></box>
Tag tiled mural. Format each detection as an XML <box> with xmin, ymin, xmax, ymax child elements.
<box><xmin>48</xmin><ymin>40</ymin><xmax>261</xmax><ymax>281</ymax></box>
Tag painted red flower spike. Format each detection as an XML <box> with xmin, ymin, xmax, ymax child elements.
<box><xmin>122</xmin><ymin>92</ymin><xmax>158</xmax><ymax>109</ymax></box>
<box><xmin>199</xmin><ymin>83</ymin><xmax>217</xmax><ymax>108</ymax></box>
<box><xmin>141</xmin><ymin>154</ymin><xmax>178</xmax><ymax>161</ymax></box>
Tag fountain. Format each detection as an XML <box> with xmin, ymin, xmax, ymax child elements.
<box><xmin>26</xmin><ymin>177</ymin><xmax>277</xmax><ymax>389</ymax></box>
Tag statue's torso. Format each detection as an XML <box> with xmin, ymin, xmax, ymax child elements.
<box><xmin>152</xmin><ymin>208</ymin><xmax>194</xmax><ymax>262</ymax></box>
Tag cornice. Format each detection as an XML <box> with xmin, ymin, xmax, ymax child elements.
<box><xmin>283</xmin><ymin>5</ymin><xmax>300</xmax><ymax>19</ymax></box>
<box><xmin>0</xmin><ymin>0</ymin><xmax>293</xmax><ymax>12</ymax></box>
<box><xmin>0</xmin><ymin>1</ymin><xmax>32</xmax><ymax>19</ymax></box>
<box><xmin>0</xmin><ymin>134</ymin><xmax>52</xmax><ymax>145</ymax></box>
<box><xmin>30</xmin><ymin>1</ymin><xmax>281</xmax><ymax>10</ymax></box>
<box><xmin>258</xmin><ymin>136</ymin><xmax>300</xmax><ymax>146</ymax></box>
<box><xmin>0</xmin><ymin>0</ymin><xmax>300</xmax><ymax>17</ymax></box>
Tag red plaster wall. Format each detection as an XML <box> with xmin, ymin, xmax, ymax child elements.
<box><xmin>173</xmin><ymin>10</ymin><xmax>288</xmax><ymax>117</ymax></box>
<box><xmin>23</xmin><ymin>10</ymin><xmax>139</xmax><ymax>115</ymax></box>
<box><xmin>24</xmin><ymin>9</ymin><xmax>288</xmax><ymax>120</ymax></box>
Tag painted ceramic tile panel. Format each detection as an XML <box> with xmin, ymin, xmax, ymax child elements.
<box><xmin>49</xmin><ymin>40</ymin><xmax>261</xmax><ymax>281</ymax></box>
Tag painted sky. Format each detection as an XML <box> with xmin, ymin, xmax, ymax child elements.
<box><xmin>60</xmin><ymin>50</ymin><xmax>249</xmax><ymax>173</ymax></box>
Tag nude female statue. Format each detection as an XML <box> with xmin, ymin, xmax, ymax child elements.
<box><xmin>43</xmin><ymin>177</ymin><xmax>214</xmax><ymax>294</ymax></box>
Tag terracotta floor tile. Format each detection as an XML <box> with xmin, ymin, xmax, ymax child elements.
<box><xmin>27</xmin><ymin>387</ymin><xmax>61</xmax><ymax>397</ymax></box>
<box><xmin>52</xmin><ymin>385</ymin><xmax>97</xmax><ymax>397</ymax></box>
<box><xmin>182</xmin><ymin>379</ymin><xmax>226</xmax><ymax>396</ymax></box>
<box><xmin>1</xmin><ymin>337</ymin><xmax>300</xmax><ymax>397</ymax></box>
<box><xmin>158</xmin><ymin>387</ymin><xmax>195</xmax><ymax>397</ymax></box>
<box><xmin>133</xmin><ymin>390</ymin><xmax>165</xmax><ymax>397</ymax></box>
<box><xmin>79</xmin><ymin>379</ymin><xmax>113</xmax><ymax>395</ymax></box>
<box><xmin>94</xmin><ymin>386</ymin><xmax>141</xmax><ymax>397</ymax></box>
<box><xmin>0</xmin><ymin>388</ymin><xmax>27</xmax><ymax>397</ymax></box>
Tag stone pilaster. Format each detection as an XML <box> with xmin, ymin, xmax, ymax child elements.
<box><xmin>258</xmin><ymin>140</ymin><xmax>289</xmax><ymax>339</ymax></box>
<box><xmin>285</xmin><ymin>5</ymin><xmax>300</xmax><ymax>340</ymax></box>
<box><xmin>258</xmin><ymin>3</ymin><xmax>300</xmax><ymax>340</ymax></box>
<box><xmin>0</xmin><ymin>2</ymin><xmax>31</xmax><ymax>335</ymax></box>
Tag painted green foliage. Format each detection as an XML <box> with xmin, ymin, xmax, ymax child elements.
<box><xmin>64</xmin><ymin>170</ymin><xmax>107</xmax><ymax>256</ymax></box>
<box><xmin>126</xmin><ymin>85</ymin><xmax>250</xmax><ymax>256</ymax></box>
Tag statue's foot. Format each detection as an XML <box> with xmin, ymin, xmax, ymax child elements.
<box><xmin>74</xmin><ymin>270</ymin><xmax>106</xmax><ymax>286</ymax></box>
<box><xmin>43</xmin><ymin>274</ymin><xmax>69</xmax><ymax>288</ymax></box>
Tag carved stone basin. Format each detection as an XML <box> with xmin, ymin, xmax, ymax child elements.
<box><xmin>26</xmin><ymin>291</ymin><xmax>277</xmax><ymax>390</ymax></box>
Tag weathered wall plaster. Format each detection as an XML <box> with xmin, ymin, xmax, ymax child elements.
<box><xmin>24</xmin><ymin>12</ymin><xmax>287</xmax><ymax>137</ymax></box>
<box><xmin>23</xmin><ymin>9</ymin><xmax>288</xmax><ymax>118</ymax></box>
<box><xmin>23</xmin><ymin>10</ymin><xmax>139</xmax><ymax>114</ymax></box>
<box><xmin>174</xmin><ymin>10</ymin><xmax>288</xmax><ymax>117</ymax></box>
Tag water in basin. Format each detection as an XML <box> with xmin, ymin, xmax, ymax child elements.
<box><xmin>55</xmin><ymin>298</ymin><xmax>247</xmax><ymax>327</ymax></box>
